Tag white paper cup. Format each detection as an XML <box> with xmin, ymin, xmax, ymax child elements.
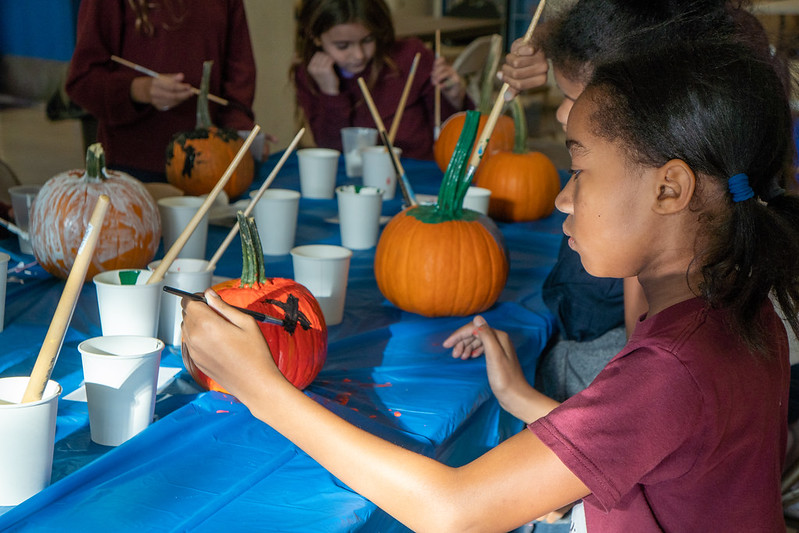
<box><xmin>362</xmin><ymin>146</ymin><xmax>402</xmax><ymax>200</ymax></box>
<box><xmin>250</xmin><ymin>189</ymin><xmax>301</xmax><ymax>255</ymax></box>
<box><xmin>9</xmin><ymin>185</ymin><xmax>40</xmax><ymax>255</ymax></box>
<box><xmin>148</xmin><ymin>258</ymin><xmax>213</xmax><ymax>346</ymax></box>
<box><xmin>297</xmin><ymin>148</ymin><xmax>341</xmax><ymax>199</ymax></box>
<box><xmin>78</xmin><ymin>336</ymin><xmax>164</xmax><ymax>446</ymax></box>
<box><xmin>336</xmin><ymin>185</ymin><xmax>383</xmax><ymax>250</ymax></box>
<box><xmin>291</xmin><ymin>244</ymin><xmax>352</xmax><ymax>326</ymax></box>
<box><xmin>0</xmin><ymin>252</ymin><xmax>8</xmax><ymax>332</ymax></box>
<box><xmin>0</xmin><ymin>377</ymin><xmax>61</xmax><ymax>506</ymax></box>
<box><xmin>157</xmin><ymin>196</ymin><xmax>209</xmax><ymax>259</ymax></box>
<box><xmin>463</xmin><ymin>186</ymin><xmax>492</xmax><ymax>215</ymax></box>
<box><xmin>93</xmin><ymin>269</ymin><xmax>163</xmax><ymax>337</ymax></box>
<box><xmin>341</xmin><ymin>127</ymin><xmax>378</xmax><ymax>178</ymax></box>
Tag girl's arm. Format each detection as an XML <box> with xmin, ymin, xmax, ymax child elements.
<box><xmin>443</xmin><ymin>316</ymin><xmax>561</xmax><ymax>423</ymax></box>
<box><xmin>182</xmin><ymin>291</ymin><xmax>589</xmax><ymax>532</ymax></box>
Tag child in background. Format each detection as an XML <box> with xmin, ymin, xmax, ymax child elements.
<box><xmin>491</xmin><ymin>0</ymin><xmax>784</xmax><ymax>403</ymax></box>
<box><xmin>66</xmin><ymin>0</ymin><xmax>274</xmax><ymax>182</ymax></box>
<box><xmin>291</xmin><ymin>0</ymin><xmax>471</xmax><ymax>160</ymax></box>
<box><xmin>181</xmin><ymin>40</ymin><xmax>799</xmax><ymax>531</ymax></box>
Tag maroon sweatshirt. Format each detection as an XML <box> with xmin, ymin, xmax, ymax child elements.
<box><xmin>66</xmin><ymin>0</ymin><xmax>256</xmax><ymax>178</ymax></box>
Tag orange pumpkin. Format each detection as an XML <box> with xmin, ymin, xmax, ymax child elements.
<box><xmin>476</xmin><ymin>98</ymin><xmax>561</xmax><ymax>222</ymax></box>
<box><xmin>166</xmin><ymin>60</ymin><xmax>254</xmax><ymax>199</ymax></box>
<box><xmin>433</xmin><ymin>35</ymin><xmax>514</xmax><ymax>172</ymax></box>
<box><xmin>375</xmin><ymin>111</ymin><xmax>508</xmax><ymax>316</ymax></box>
<box><xmin>182</xmin><ymin>214</ymin><xmax>327</xmax><ymax>391</ymax></box>
<box><xmin>29</xmin><ymin>143</ymin><xmax>161</xmax><ymax>280</ymax></box>
<box><xmin>433</xmin><ymin>112</ymin><xmax>514</xmax><ymax>172</ymax></box>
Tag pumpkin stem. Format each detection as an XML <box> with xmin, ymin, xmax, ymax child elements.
<box><xmin>196</xmin><ymin>60</ymin><xmax>213</xmax><ymax>130</ymax></box>
<box><xmin>237</xmin><ymin>212</ymin><xmax>266</xmax><ymax>287</ymax></box>
<box><xmin>478</xmin><ymin>34</ymin><xmax>504</xmax><ymax>114</ymax></box>
<box><xmin>510</xmin><ymin>97</ymin><xmax>528</xmax><ymax>154</ymax></box>
<box><xmin>436</xmin><ymin>110</ymin><xmax>480</xmax><ymax>216</ymax></box>
<box><xmin>85</xmin><ymin>142</ymin><xmax>107</xmax><ymax>180</ymax></box>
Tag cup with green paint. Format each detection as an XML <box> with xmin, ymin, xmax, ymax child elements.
<box><xmin>93</xmin><ymin>269</ymin><xmax>163</xmax><ymax>337</ymax></box>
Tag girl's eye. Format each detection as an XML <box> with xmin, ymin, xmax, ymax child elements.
<box><xmin>569</xmin><ymin>169</ymin><xmax>582</xmax><ymax>179</ymax></box>
<box><xmin>362</xmin><ymin>35</ymin><xmax>376</xmax><ymax>44</ymax></box>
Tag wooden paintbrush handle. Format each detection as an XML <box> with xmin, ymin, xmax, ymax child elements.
<box><xmin>148</xmin><ymin>125</ymin><xmax>260</xmax><ymax>284</ymax></box>
<box><xmin>21</xmin><ymin>194</ymin><xmax>110</xmax><ymax>403</ymax></box>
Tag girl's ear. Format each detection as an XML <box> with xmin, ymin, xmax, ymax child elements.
<box><xmin>653</xmin><ymin>159</ymin><xmax>695</xmax><ymax>214</ymax></box>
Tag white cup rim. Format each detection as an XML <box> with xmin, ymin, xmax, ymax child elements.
<box><xmin>93</xmin><ymin>268</ymin><xmax>154</xmax><ymax>285</ymax></box>
<box><xmin>0</xmin><ymin>377</ymin><xmax>61</xmax><ymax>407</ymax></box>
<box><xmin>157</xmin><ymin>196</ymin><xmax>205</xmax><ymax>208</ymax></box>
<box><xmin>78</xmin><ymin>335</ymin><xmax>165</xmax><ymax>358</ymax></box>
<box><xmin>251</xmin><ymin>189</ymin><xmax>301</xmax><ymax>200</ymax></box>
<box><xmin>290</xmin><ymin>244</ymin><xmax>353</xmax><ymax>260</ymax></box>
<box><xmin>297</xmin><ymin>148</ymin><xmax>340</xmax><ymax>158</ymax></box>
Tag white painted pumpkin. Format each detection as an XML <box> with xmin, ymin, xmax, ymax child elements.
<box><xmin>29</xmin><ymin>143</ymin><xmax>161</xmax><ymax>280</ymax></box>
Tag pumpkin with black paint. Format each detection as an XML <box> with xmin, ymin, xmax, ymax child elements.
<box><xmin>375</xmin><ymin>110</ymin><xmax>509</xmax><ymax>317</ymax></box>
<box><xmin>181</xmin><ymin>213</ymin><xmax>327</xmax><ymax>391</ymax></box>
<box><xmin>165</xmin><ymin>60</ymin><xmax>254</xmax><ymax>199</ymax></box>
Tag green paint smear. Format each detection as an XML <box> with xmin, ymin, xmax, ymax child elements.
<box><xmin>407</xmin><ymin>204</ymin><xmax>484</xmax><ymax>224</ymax></box>
<box><xmin>118</xmin><ymin>270</ymin><xmax>141</xmax><ymax>285</ymax></box>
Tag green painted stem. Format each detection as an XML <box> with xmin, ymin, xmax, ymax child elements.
<box><xmin>435</xmin><ymin>110</ymin><xmax>480</xmax><ymax>216</ymax></box>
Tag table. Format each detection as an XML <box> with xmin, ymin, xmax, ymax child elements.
<box><xmin>394</xmin><ymin>14</ymin><xmax>504</xmax><ymax>42</ymax></box>
<box><xmin>0</xmin><ymin>154</ymin><xmax>563</xmax><ymax>532</ymax></box>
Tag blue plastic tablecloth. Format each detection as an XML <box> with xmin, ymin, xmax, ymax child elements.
<box><xmin>0</xmin><ymin>154</ymin><xmax>564</xmax><ymax>532</ymax></box>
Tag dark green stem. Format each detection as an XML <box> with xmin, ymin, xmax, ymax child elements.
<box><xmin>237</xmin><ymin>212</ymin><xmax>266</xmax><ymax>287</ymax></box>
<box><xmin>196</xmin><ymin>60</ymin><xmax>213</xmax><ymax>130</ymax></box>
<box><xmin>510</xmin><ymin>96</ymin><xmax>528</xmax><ymax>154</ymax></box>
<box><xmin>85</xmin><ymin>143</ymin><xmax>106</xmax><ymax>180</ymax></box>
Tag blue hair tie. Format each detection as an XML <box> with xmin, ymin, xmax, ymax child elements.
<box><xmin>728</xmin><ymin>173</ymin><xmax>754</xmax><ymax>203</ymax></box>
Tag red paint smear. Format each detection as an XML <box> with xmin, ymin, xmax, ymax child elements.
<box><xmin>369</xmin><ymin>415</ymin><xmax>377</xmax><ymax>419</ymax></box>
<box><xmin>394</xmin><ymin>411</ymin><xmax>402</xmax><ymax>417</ymax></box>
<box><xmin>335</xmin><ymin>393</ymin><xmax>351</xmax><ymax>406</ymax></box>
<box><xmin>216</xmin><ymin>410</ymin><xmax>230</xmax><ymax>414</ymax></box>
<box><xmin>342</xmin><ymin>378</ymin><xmax>352</xmax><ymax>383</ymax></box>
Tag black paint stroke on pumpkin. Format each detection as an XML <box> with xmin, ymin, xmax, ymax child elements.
<box><xmin>181</xmin><ymin>144</ymin><xmax>198</xmax><ymax>177</ymax></box>
<box><xmin>262</xmin><ymin>294</ymin><xmax>312</xmax><ymax>334</ymax></box>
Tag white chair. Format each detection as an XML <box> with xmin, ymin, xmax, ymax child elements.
<box><xmin>451</xmin><ymin>34</ymin><xmax>500</xmax><ymax>106</ymax></box>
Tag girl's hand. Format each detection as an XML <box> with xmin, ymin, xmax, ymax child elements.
<box><xmin>443</xmin><ymin>318</ymin><xmax>486</xmax><ymax>359</ymax></box>
<box><xmin>431</xmin><ymin>57</ymin><xmax>466</xmax><ymax>109</ymax></box>
<box><xmin>497</xmin><ymin>38</ymin><xmax>549</xmax><ymax>99</ymax></box>
<box><xmin>469</xmin><ymin>316</ymin><xmax>526</xmax><ymax>400</ymax></box>
<box><xmin>130</xmin><ymin>73</ymin><xmax>194</xmax><ymax>111</ymax></box>
<box><xmin>308</xmin><ymin>51</ymin><xmax>339</xmax><ymax>95</ymax></box>
<box><xmin>181</xmin><ymin>290</ymin><xmax>286</xmax><ymax>403</ymax></box>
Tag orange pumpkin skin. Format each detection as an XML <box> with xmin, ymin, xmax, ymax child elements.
<box><xmin>165</xmin><ymin>126</ymin><xmax>254</xmax><ymax>199</ymax></box>
<box><xmin>183</xmin><ymin>277</ymin><xmax>328</xmax><ymax>391</ymax></box>
<box><xmin>476</xmin><ymin>151</ymin><xmax>561</xmax><ymax>222</ymax></box>
<box><xmin>29</xmin><ymin>163</ymin><xmax>161</xmax><ymax>280</ymax></box>
<box><xmin>374</xmin><ymin>207</ymin><xmax>509</xmax><ymax>317</ymax></box>
<box><xmin>433</xmin><ymin>112</ymin><xmax>514</xmax><ymax>172</ymax></box>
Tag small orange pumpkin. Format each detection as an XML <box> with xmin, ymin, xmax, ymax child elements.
<box><xmin>476</xmin><ymin>98</ymin><xmax>560</xmax><ymax>222</ymax></box>
<box><xmin>433</xmin><ymin>35</ymin><xmax>514</xmax><ymax>172</ymax></box>
<box><xmin>166</xmin><ymin>60</ymin><xmax>254</xmax><ymax>199</ymax></box>
<box><xmin>29</xmin><ymin>143</ymin><xmax>161</xmax><ymax>280</ymax></box>
<box><xmin>182</xmin><ymin>213</ymin><xmax>327</xmax><ymax>391</ymax></box>
<box><xmin>375</xmin><ymin>111</ymin><xmax>508</xmax><ymax>317</ymax></box>
<box><xmin>433</xmin><ymin>112</ymin><xmax>515</xmax><ymax>173</ymax></box>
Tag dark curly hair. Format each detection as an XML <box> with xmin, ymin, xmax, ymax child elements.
<box><xmin>585</xmin><ymin>41</ymin><xmax>799</xmax><ymax>353</ymax></box>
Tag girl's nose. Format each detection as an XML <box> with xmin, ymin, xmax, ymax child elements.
<box><xmin>352</xmin><ymin>44</ymin><xmax>365</xmax><ymax>61</ymax></box>
<box><xmin>555</xmin><ymin>176</ymin><xmax>575</xmax><ymax>215</ymax></box>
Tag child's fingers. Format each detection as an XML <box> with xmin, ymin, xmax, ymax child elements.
<box><xmin>203</xmin><ymin>289</ymin><xmax>256</xmax><ymax>329</ymax></box>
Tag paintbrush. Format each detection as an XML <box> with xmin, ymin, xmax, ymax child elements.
<box><xmin>163</xmin><ymin>286</ymin><xmax>284</xmax><ymax>326</ymax></box>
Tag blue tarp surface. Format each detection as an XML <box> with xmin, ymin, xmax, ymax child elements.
<box><xmin>0</xmin><ymin>154</ymin><xmax>563</xmax><ymax>531</ymax></box>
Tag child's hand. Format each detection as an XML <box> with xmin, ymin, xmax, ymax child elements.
<box><xmin>181</xmin><ymin>290</ymin><xmax>287</xmax><ymax>403</ymax></box>
<box><xmin>308</xmin><ymin>51</ymin><xmax>339</xmax><ymax>95</ymax></box>
<box><xmin>431</xmin><ymin>57</ymin><xmax>466</xmax><ymax>109</ymax></box>
<box><xmin>130</xmin><ymin>73</ymin><xmax>194</xmax><ymax>111</ymax></box>
<box><xmin>497</xmin><ymin>38</ymin><xmax>549</xmax><ymax>99</ymax></box>
<box><xmin>443</xmin><ymin>318</ymin><xmax>486</xmax><ymax>359</ymax></box>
